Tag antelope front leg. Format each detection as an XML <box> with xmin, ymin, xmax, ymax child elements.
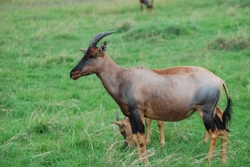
<box><xmin>129</xmin><ymin>108</ymin><xmax>148</xmax><ymax>163</ymax></box>
<box><xmin>145</xmin><ymin>118</ymin><xmax>152</xmax><ymax>145</ymax></box>
<box><xmin>132</xmin><ymin>134</ymin><xmax>141</xmax><ymax>155</ymax></box>
<box><xmin>136</xmin><ymin>132</ymin><xmax>148</xmax><ymax>163</ymax></box>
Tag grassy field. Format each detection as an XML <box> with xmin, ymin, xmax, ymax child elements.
<box><xmin>0</xmin><ymin>0</ymin><xmax>250</xmax><ymax>166</ymax></box>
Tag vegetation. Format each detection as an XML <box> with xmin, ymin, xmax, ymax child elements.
<box><xmin>0</xmin><ymin>0</ymin><xmax>249</xmax><ymax>166</ymax></box>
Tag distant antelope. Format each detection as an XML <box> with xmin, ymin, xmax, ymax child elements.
<box><xmin>139</xmin><ymin>0</ymin><xmax>153</xmax><ymax>17</ymax></box>
<box><xmin>70</xmin><ymin>30</ymin><xmax>232</xmax><ymax>164</ymax></box>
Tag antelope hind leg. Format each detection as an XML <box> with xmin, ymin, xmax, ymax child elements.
<box><xmin>207</xmin><ymin>129</ymin><xmax>219</xmax><ymax>163</ymax></box>
<box><xmin>220</xmin><ymin>130</ymin><xmax>228</xmax><ymax>164</ymax></box>
<box><xmin>203</xmin><ymin>106</ymin><xmax>224</xmax><ymax>144</ymax></box>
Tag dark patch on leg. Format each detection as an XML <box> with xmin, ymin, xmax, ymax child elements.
<box><xmin>130</xmin><ymin>117</ymin><xmax>145</xmax><ymax>134</ymax></box>
<box><xmin>214</xmin><ymin>114</ymin><xmax>226</xmax><ymax>130</ymax></box>
<box><xmin>204</xmin><ymin>113</ymin><xmax>230</xmax><ymax>132</ymax></box>
<box><xmin>192</xmin><ymin>86</ymin><xmax>221</xmax><ymax>132</ymax></box>
<box><xmin>130</xmin><ymin>112</ymin><xmax>144</xmax><ymax>134</ymax></box>
<box><xmin>119</xmin><ymin>80</ymin><xmax>146</xmax><ymax>134</ymax></box>
<box><xmin>204</xmin><ymin>118</ymin><xmax>215</xmax><ymax>132</ymax></box>
<box><xmin>120</xmin><ymin>81</ymin><xmax>145</xmax><ymax>134</ymax></box>
<box><xmin>189</xmin><ymin>86</ymin><xmax>220</xmax><ymax>110</ymax></box>
<box><xmin>130</xmin><ymin>117</ymin><xmax>137</xmax><ymax>134</ymax></box>
<box><xmin>203</xmin><ymin>106</ymin><xmax>217</xmax><ymax>132</ymax></box>
<box><xmin>129</xmin><ymin>108</ymin><xmax>145</xmax><ymax>134</ymax></box>
<box><xmin>138</xmin><ymin>122</ymin><xmax>145</xmax><ymax>134</ymax></box>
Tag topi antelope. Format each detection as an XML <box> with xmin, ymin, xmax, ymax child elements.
<box><xmin>113</xmin><ymin>66</ymin><xmax>226</xmax><ymax>147</ymax></box>
<box><xmin>139</xmin><ymin>0</ymin><xmax>153</xmax><ymax>17</ymax></box>
<box><xmin>70</xmin><ymin>30</ymin><xmax>232</xmax><ymax>164</ymax></box>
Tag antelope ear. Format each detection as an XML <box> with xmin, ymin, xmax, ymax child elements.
<box><xmin>101</xmin><ymin>42</ymin><xmax>107</xmax><ymax>52</ymax></box>
<box><xmin>79</xmin><ymin>49</ymin><xmax>87</xmax><ymax>53</ymax></box>
<box><xmin>112</xmin><ymin>121</ymin><xmax>125</xmax><ymax>126</ymax></box>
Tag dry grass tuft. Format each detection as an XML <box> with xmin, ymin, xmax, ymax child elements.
<box><xmin>208</xmin><ymin>29</ymin><xmax>250</xmax><ymax>51</ymax></box>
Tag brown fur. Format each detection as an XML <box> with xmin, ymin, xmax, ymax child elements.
<box><xmin>114</xmin><ymin>66</ymin><xmax>225</xmax><ymax>147</ymax></box>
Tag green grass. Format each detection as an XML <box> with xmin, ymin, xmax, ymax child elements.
<box><xmin>1</xmin><ymin>0</ymin><xmax>250</xmax><ymax>166</ymax></box>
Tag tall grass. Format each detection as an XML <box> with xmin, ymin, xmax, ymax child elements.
<box><xmin>0</xmin><ymin>0</ymin><xmax>250</xmax><ymax>166</ymax></box>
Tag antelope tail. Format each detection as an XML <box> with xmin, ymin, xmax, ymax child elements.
<box><xmin>213</xmin><ymin>82</ymin><xmax>232</xmax><ymax>132</ymax></box>
<box><xmin>222</xmin><ymin>82</ymin><xmax>233</xmax><ymax>127</ymax></box>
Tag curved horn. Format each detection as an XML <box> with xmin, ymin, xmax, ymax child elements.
<box><xmin>89</xmin><ymin>30</ymin><xmax>116</xmax><ymax>47</ymax></box>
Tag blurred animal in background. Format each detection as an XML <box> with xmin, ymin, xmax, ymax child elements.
<box><xmin>139</xmin><ymin>0</ymin><xmax>153</xmax><ymax>17</ymax></box>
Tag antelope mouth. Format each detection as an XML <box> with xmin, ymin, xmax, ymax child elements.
<box><xmin>71</xmin><ymin>71</ymin><xmax>82</xmax><ymax>80</ymax></box>
<box><xmin>72</xmin><ymin>76</ymin><xmax>80</xmax><ymax>80</ymax></box>
<box><xmin>71</xmin><ymin>71</ymin><xmax>91</xmax><ymax>80</ymax></box>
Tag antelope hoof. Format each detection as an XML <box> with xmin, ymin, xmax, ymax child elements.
<box><xmin>160</xmin><ymin>141</ymin><xmax>165</xmax><ymax>147</ymax></box>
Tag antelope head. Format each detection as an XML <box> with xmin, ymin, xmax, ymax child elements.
<box><xmin>113</xmin><ymin>115</ymin><xmax>134</xmax><ymax>147</ymax></box>
<box><xmin>70</xmin><ymin>30</ymin><xmax>116</xmax><ymax>80</ymax></box>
